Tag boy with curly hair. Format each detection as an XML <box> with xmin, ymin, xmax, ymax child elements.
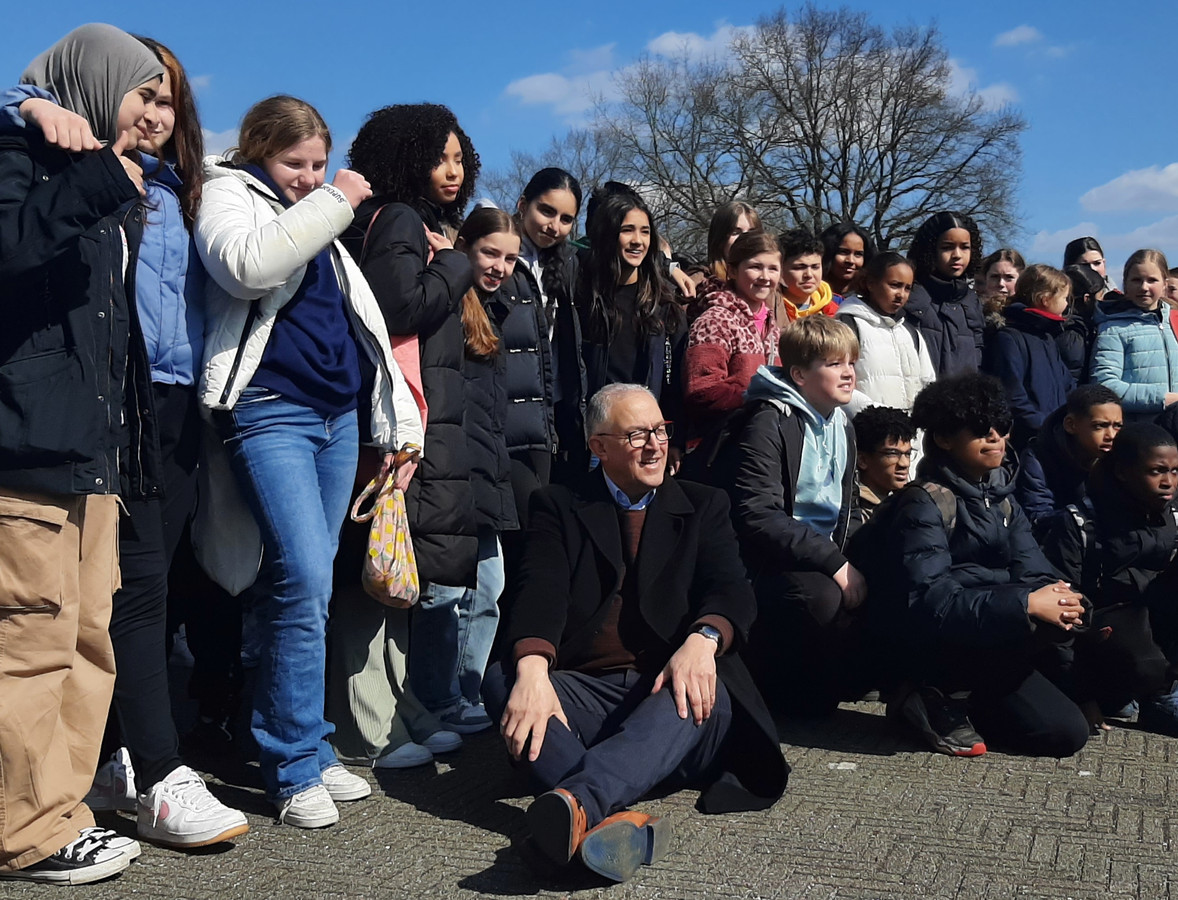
<box><xmin>850</xmin><ymin>374</ymin><xmax>1090</xmax><ymax>758</ymax></box>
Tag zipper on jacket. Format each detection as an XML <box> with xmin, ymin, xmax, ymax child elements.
<box><xmin>220</xmin><ymin>299</ymin><xmax>261</xmax><ymax>406</ymax></box>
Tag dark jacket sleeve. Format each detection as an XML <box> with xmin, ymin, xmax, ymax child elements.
<box><xmin>503</xmin><ymin>486</ymin><xmax>573</xmax><ymax>655</ymax></box>
<box><xmin>1038</xmin><ymin>511</ymin><xmax>1086</xmax><ymax>592</ymax></box>
<box><xmin>1005</xmin><ymin>496</ymin><xmax>1065</xmax><ymax>586</ymax></box>
<box><xmin>892</xmin><ymin>490</ymin><xmax>1033</xmax><ymax>648</ymax></box>
<box><xmin>0</xmin><ymin>140</ymin><xmax>137</xmax><ymax>280</ymax></box>
<box><xmin>730</xmin><ymin>404</ymin><xmax>847</xmax><ymax>577</ymax></box>
<box><xmin>360</xmin><ymin>204</ymin><xmax>471</xmax><ymax>336</ymax></box>
<box><xmin>683</xmin><ymin>486</ymin><xmax>757</xmax><ymax>650</ymax></box>
<box><xmin>965</xmin><ymin>290</ymin><xmax>986</xmax><ymax>365</ymax></box>
<box><xmin>1015</xmin><ymin>445</ymin><xmax>1054</xmax><ymax>530</ymax></box>
<box><xmin>988</xmin><ymin>329</ymin><xmax>1041</xmax><ymax>437</ymax></box>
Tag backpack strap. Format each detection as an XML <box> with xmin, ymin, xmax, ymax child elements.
<box><xmin>358</xmin><ymin>204</ymin><xmax>389</xmax><ymax>266</ymax></box>
<box><xmin>917</xmin><ymin>480</ymin><xmax>958</xmax><ymax>538</ymax></box>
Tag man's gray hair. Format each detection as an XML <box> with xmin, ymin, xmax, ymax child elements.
<box><xmin>584</xmin><ymin>383</ymin><xmax>657</xmax><ymax>443</ymax></box>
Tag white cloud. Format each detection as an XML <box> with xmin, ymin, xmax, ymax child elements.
<box><xmin>202</xmin><ymin>127</ymin><xmax>237</xmax><ymax>157</ymax></box>
<box><xmin>1031</xmin><ymin>215</ymin><xmax>1178</xmax><ymax>279</ymax></box>
<box><xmin>189</xmin><ymin>74</ymin><xmax>212</xmax><ymax>94</ymax></box>
<box><xmin>947</xmin><ymin>59</ymin><xmax>1018</xmax><ymax>109</ymax></box>
<box><xmin>994</xmin><ymin>25</ymin><xmax>1042</xmax><ymax>48</ymax></box>
<box><xmin>504</xmin><ymin>70</ymin><xmax>616</xmax><ymax>118</ymax></box>
<box><xmin>566</xmin><ymin>43</ymin><xmax>616</xmax><ymax>74</ymax></box>
<box><xmin>1080</xmin><ymin>164</ymin><xmax>1178</xmax><ymax>213</ymax></box>
<box><xmin>646</xmin><ymin>23</ymin><xmax>754</xmax><ymax>62</ymax></box>
<box><xmin>1030</xmin><ymin>221</ymin><xmax>1102</xmax><ymax>261</ymax></box>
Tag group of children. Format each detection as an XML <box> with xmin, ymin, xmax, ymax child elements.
<box><xmin>4</xmin><ymin>18</ymin><xmax>1178</xmax><ymax>889</ymax></box>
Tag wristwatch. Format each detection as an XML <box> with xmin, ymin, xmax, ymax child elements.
<box><xmin>693</xmin><ymin>624</ymin><xmax>723</xmax><ymax>653</ymax></box>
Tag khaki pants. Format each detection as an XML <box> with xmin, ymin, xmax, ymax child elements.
<box><xmin>0</xmin><ymin>488</ymin><xmax>119</xmax><ymax>871</ymax></box>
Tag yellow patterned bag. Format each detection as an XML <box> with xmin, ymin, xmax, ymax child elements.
<box><xmin>349</xmin><ymin>448</ymin><xmax>421</xmax><ymax>608</ymax></box>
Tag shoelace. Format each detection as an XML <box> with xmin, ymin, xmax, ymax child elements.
<box><xmin>59</xmin><ymin>831</ymin><xmax>106</xmax><ymax>862</ymax></box>
<box><xmin>147</xmin><ymin>769</ymin><xmax>218</xmax><ymax>827</ymax></box>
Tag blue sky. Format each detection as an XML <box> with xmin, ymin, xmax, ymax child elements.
<box><xmin>5</xmin><ymin>0</ymin><xmax>1177</xmax><ymax>275</ymax></box>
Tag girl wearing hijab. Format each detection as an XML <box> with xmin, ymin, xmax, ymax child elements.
<box><xmin>0</xmin><ymin>23</ymin><xmax>162</xmax><ymax>885</ymax></box>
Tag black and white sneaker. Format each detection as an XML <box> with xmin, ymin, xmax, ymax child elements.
<box><xmin>894</xmin><ymin>685</ymin><xmax>987</xmax><ymax>757</ymax></box>
<box><xmin>0</xmin><ymin>829</ymin><xmax>131</xmax><ymax>884</ymax></box>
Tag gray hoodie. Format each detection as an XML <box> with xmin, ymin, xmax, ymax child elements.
<box><xmin>745</xmin><ymin>365</ymin><xmax>847</xmax><ymax>538</ymax></box>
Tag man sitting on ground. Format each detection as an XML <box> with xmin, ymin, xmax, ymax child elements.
<box><xmin>484</xmin><ymin>383</ymin><xmax>787</xmax><ymax>883</ymax></box>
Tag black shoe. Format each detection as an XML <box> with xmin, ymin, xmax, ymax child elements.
<box><xmin>894</xmin><ymin>685</ymin><xmax>986</xmax><ymax>757</ymax></box>
<box><xmin>0</xmin><ymin>830</ymin><xmax>131</xmax><ymax>885</ymax></box>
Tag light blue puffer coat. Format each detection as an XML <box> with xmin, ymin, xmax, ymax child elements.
<box><xmin>1089</xmin><ymin>294</ymin><xmax>1178</xmax><ymax>415</ymax></box>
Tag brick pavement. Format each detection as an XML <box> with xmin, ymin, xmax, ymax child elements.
<box><xmin>15</xmin><ymin>701</ymin><xmax>1178</xmax><ymax>900</ymax></box>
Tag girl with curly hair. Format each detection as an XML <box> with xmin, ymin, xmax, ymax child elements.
<box><xmin>903</xmin><ymin>211</ymin><xmax>986</xmax><ymax>378</ymax></box>
<box><xmin>339</xmin><ymin>103</ymin><xmax>502</xmax><ymax>737</ymax></box>
<box><xmin>576</xmin><ymin>192</ymin><xmax>688</xmax><ymax>470</ymax></box>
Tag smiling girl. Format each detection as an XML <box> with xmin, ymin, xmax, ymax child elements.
<box><xmin>820</xmin><ymin>222</ymin><xmax>876</xmax><ymax>299</ymax></box>
<box><xmin>577</xmin><ymin>192</ymin><xmax>687</xmax><ymax>467</ymax></box>
<box><xmin>903</xmin><ymin>211</ymin><xmax>985</xmax><ymax>377</ymax></box>
<box><xmin>1090</xmin><ymin>249</ymin><xmax>1178</xmax><ymax>419</ymax></box>
<box><xmin>684</xmin><ymin>231</ymin><xmax>781</xmax><ymax>439</ymax></box>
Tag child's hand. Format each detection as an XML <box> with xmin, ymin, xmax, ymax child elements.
<box><xmin>834</xmin><ymin>561</ymin><xmax>867</xmax><ymax>610</ymax></box>
<box><xmin>1027</xmin><ymin>581</ymin><xmax>1084</xmax><ymax>629</ymax></box>
<box><xmin>331</xmin><ymin>168</ymin><xmax>372</xmax><ymax>210</ymax></box>
<box><xmin>1165</xmin><ymin>393</ymin><xmax>1178</xmax><ymax>409</ymax></box>
<box><xmin>20</xmin><ymin>98</ymin><xmax>101</xmax><ymax>152</ymax></box>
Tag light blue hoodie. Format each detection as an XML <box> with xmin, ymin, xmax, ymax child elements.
<box><xmin>745</xmin><ymin>365</ymin><xmax>847</xmax><ymax>538</ymax></box>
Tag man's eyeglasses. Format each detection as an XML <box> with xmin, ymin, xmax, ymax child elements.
<box><xmin>874</xmin><ymin>449</ymin><xmax>913</xmax><ymax>462</ymax></box>
<box><xmin>596</xmin><ymin>423</ymin><xmax>674</xmax><ymax>448</ymax></box>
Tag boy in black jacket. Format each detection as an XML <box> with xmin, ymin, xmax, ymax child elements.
<box><xmin>849</xmin><ymin>375</ymin><xmax>1089</xmax><ymax>758</ymax></box>
<box><xmin>713</xmin><ymin>316</ymin><xmax>860</xmax><ymax>713</ymax></box>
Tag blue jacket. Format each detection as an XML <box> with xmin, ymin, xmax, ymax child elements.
<box><xmin>1090</xmin><ymin>294</ymin><xmax>1178</xmax><ymax>415</ymax></box>
<box><xmin>1015</xmin><ymin>405</ymin><xmax>1091</xmax><ymax>536</ymax></box>
<box><xmin>984</xmin><ymin>304</ymin><xmax>1075</xmax><ymax>449</ymax></box>
<box><xmin>1</xmin><ymin>84</ymin><xmax>204</xmax><ymax>386</ymax></box>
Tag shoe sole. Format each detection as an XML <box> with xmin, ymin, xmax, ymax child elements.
<box><xmin>0</xmin><ymin>853</ymin><xmax>130</xmax><ymax>885</ymax></box>
<box><xmin>140</xmin><ymin>821</ymin><xmax>250</xmax><ymax>848</ymax></box>
<box><xmin>578</xmin><ymin>821</ymin><xmax>647</xmax><ymax>882</ymax></box>
<box><xmin>278</xmin><ymin>809</ymin><xmax>339</xmax><ymax>828</ymax></box>
<box><xmin>438</xmin><ymin>720</ymin><xmax>494</xmax><ymax>735</ymax></box>
<box><xmin>526</xmin><ymin>791</ymin><xmax>578</xmax><ymax>865</ymax></box>
<box><xmin>898</xmin><ymin>694</ymin><xmax>987</xmax><ymax>758</ymax></box>
<box><xmin>373</xmin><ymin>754</ymin><xmax>434</xmax><ymax>769</ymax></box>
<box><xmin>323</xmin><ymin>783</ymin><xmax>372</xmax><ymax>802</ymax></box>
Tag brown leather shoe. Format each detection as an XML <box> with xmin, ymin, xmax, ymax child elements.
<box><xmin>577</xmin><ymin>810</ymin><xmax>673</xmax><ymax>882</ymax></box>
<box><xmin>526</xmin><ymin>789</ymin><xmax>587</xmax><ymax>865</ymax></box>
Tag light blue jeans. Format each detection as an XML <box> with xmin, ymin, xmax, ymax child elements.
<box><xmin>220</xmin><ymin>388</ymin><xmax>358</xmax><ymax>799</ymax></box>
<box><xmin>409</xmin><ymin>526</ymin><xmax>504</xmax><ymax>712</ymax></box>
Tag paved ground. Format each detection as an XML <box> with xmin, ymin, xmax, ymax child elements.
<box><xmin>16</xmin><ymin>698</ymin><xmax>1178</xmax><ymax>899</ymax></box>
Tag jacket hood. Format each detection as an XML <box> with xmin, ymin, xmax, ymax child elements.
<box><xmin>837</xmin><ymin>295</ymin><xmax>905</xmax><ymax>328</ymax></box>
<box><xmin>1094</xmin><ymin>292</ymin><xmax>1163</xmax><ymax>325</ymax></box>
<box><xmin>1003</xmin><ymin>302</ymin><xmax>1066</xmax><ymax>336</ymax></box>
<box><xmin>746</xmin><ymin>365</ymin><xmax>828</xmax><ymax>428</ymax></box>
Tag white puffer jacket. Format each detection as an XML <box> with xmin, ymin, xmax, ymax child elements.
<box><xmin>836</xmin><ymin>296</ymin><xmax>936</xmax><ymax>417</ymax></box>
<box><xmin>194</xmin><ymin>156</ymin><xmax>422</xmax><ymax>452</ymax></box>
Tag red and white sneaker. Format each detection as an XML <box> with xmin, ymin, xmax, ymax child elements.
<box><xmin>137</xmin><ymin>766</ymin><xmax>250</xmax><ymax>848</ymax></box>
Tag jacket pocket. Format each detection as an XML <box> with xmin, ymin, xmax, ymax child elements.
<box><xmin>0</xmin><ymin>349</ymin><xmax>100</xmax><ymax>463</ymax></box>
<box><xmin>0</xmin><ymin>495</ymin><xmax>69</xmax><ymax>612</ymax></box>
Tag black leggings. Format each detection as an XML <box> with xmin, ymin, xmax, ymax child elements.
<box><xmin>103</xmin><ymin>383</ymin><xmax>200</xmax><ymax>787</ymax></box>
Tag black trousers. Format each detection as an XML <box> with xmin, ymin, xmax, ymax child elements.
<box><xmin>747</xmin><ymin>570</ymin><xmax>867</xmax><ymax>712</ymax></box>
<box><xmin>484</xmin><ymin>663</ymin><xmax>731</xmax><ymax>827</ymax></box>
<box><xmin>104</xmin><ymin>383</ymin><xmax>200</xmax><ymax>787</ymax></box>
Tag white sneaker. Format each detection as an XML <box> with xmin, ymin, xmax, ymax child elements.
<box><xmin>373</xmin><ymin>742</ymin><xmax>434</xmax><ymax>769</ymax></box>
<box><xmin>84</xmin><ymin>748</ymin><xmax>137</xmax><ymax>812</ymax></box>
<box><xmin>78</xmin><ymin>826</ymin><xmax>141</xmax><ymax>861</ymax></box>
<box><xmin>419</xmin><ymin>730</ymin><xmax>463</xmax><ymax>754</ymax></box>
<box><xmin>320</xmin><ymin>764</ymin><xmax>372</xmax><ymax>801</ymax></box>
<box><xmin>277</xmin><ymin>785</ymin><xmax>339</xmax><ymax>829</ymax></box>
<box><xmin>137</xmin><ymin>766</ymin><xmax>250</xmax><ymax>848</ymax></box>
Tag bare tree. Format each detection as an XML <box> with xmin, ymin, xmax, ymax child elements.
<box><xmin>490</xmin><ymin>4</ymin><xmax>1026</xmax><ymax>258</ymax></box>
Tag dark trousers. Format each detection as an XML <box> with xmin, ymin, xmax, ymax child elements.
<box><xmin>104</xmin><ymin>383</ymin><xmax>200</xmax><ymax>787</ymax></box>
<box><xmin>1074</xmin><ymin>604</ymin><xmax>1171</xmax><ymax>706</ymax></box>
<box><xmin>969</xmin><ymin>667</ymin><xmax>1090</xmax><ymax>758</ymax></box>
<box><xmin>484</xmin><ymin>663</ymin><xmax>732</xmax><ymax>827</ymax></box>
<box><xmin>748</xmin><ymin>570</ymin><xmax>865</xmax><ymax>712</ymax></box>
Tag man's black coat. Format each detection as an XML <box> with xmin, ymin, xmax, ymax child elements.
<box><xmin>503</xmin><ymin>469</ymin><xmax>789</xmax><ymax>813</ymax></box>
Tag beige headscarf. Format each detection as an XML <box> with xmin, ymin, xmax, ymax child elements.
<box><xmin>21</xmin><ymin>23</ymin><xmax>163</xmax><ymax>144</ymax></box>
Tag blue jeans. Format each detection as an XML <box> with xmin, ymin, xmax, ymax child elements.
<box><xmin>220</xmin><ymin>389</ymin><xmax>358</xmax><ymax>799</ymax></box>
<box><xmin>410</xmin><ymin>526</ymin><xmax>504</xmax><ymax>712</ymax></box>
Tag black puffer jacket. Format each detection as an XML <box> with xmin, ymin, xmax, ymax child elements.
<box><xmin>464</xmin><ymin>291</ymin><xmax>518</xmax><ymax>532</ymax></box>
<box><xmin>865</xmin><ymin>456</ymin><xmax>1056</xmax><ymax>651</ymax></box>
<box><xmin>0</xmin><ymin>131</ymin><xmax>159</xmax><ymax>499</ymax></box>
<box><xmin>341</xmin><ymin>199</ymin><xmax>476</xmax><ymax>587</ymax></box>
<box><xmin>905</xmin><ymin>274</ymin><xmax>985</xmax><ymax>377</ymax></box>
<box><xmin>1015</xmin><ymin>406</ymin><xmax>1091</xmax><ymax>535</ymax></box>
<box><xmin>1041</xmin><ymin>473</ymin><xmax>1178</xmax><ymax>609</ymax></box>
<box><xmin>492</xmin><ymin>267</ymin><xmax>556</xmax><ymax>454</ymax></box>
